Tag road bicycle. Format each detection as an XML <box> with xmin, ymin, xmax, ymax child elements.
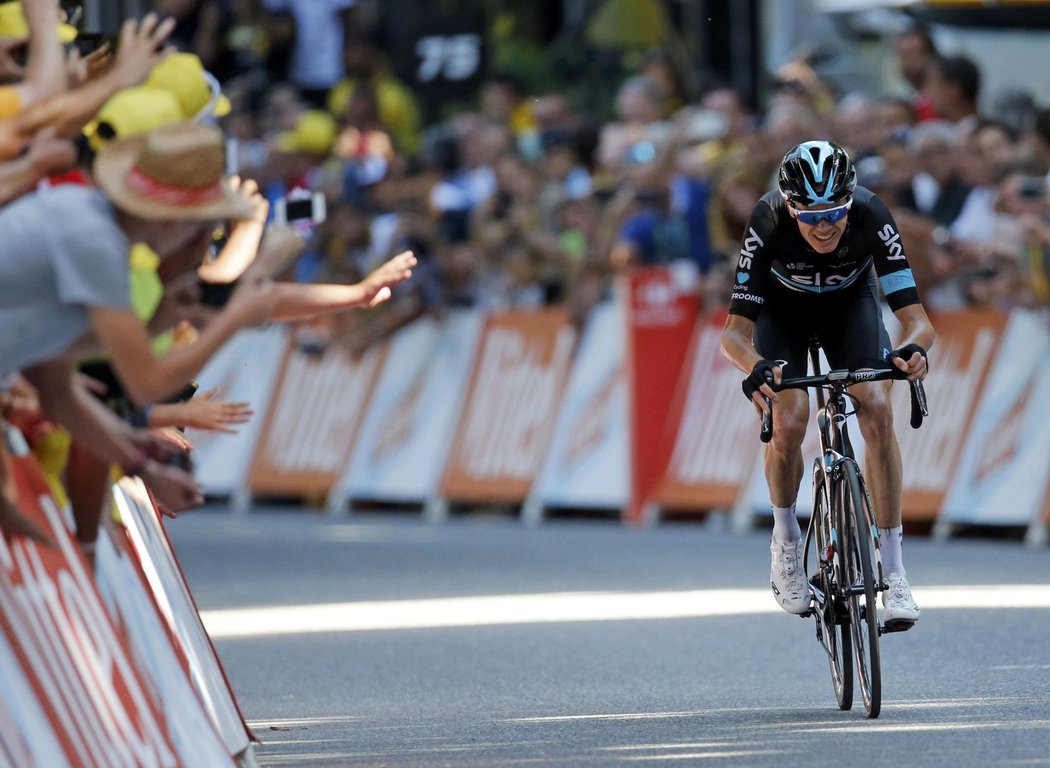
<box><xmin>759</xmin><ymin>340</ymin><xmax>928</xmax><ymax>718</ymax></box>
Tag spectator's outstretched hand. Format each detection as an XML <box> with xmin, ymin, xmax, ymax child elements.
<box><xmin>66</xmin><ymin>44</ymin><xmax>113</xmax><ymax>88</ymax></box>
<box><xmin>231</xmin><ymin>176</ymin><xmax>269</xmax><ymax>225</ymax></box>
<box><xmin>361</xmin><ymin>251</ymin><xmax>417</xmax><ymax>307</ymax></box>
<box><xmin>112</xmin><ymin>13</ymin><xmax>176</xmax><ymax>89</ymax></box>
<box><xmin>174</xmin><ymin>388</ymin><xmax>253</xmax><ymax>434</ymax></box>
<box><xmin>140</xmin><ymin>461</ymin><xmax>203</xmax><ymax>517</ymax></box>
<box><xmin>26</xmin><ymin>126</ymin><xmax>76</xmax><ymax>177</ymax></box>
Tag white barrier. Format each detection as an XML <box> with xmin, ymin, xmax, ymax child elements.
<box><xmin>93</xmin><ymin>496</ymin><xmax>234</xmax><ymax>766</ymax></box>
<box><xmin>937</xmin><ymin>309</ymin><xmax>1050</xmax><ymax>540</ymax></box>
<box><xmin>523</xmin><ymin>299</ymin><xmax>630</xmax><ymax>523</ymax></box>
<box><xmin>186</xmin><ymin>326</ymin><xmax>286</xmax><ymax>508</ymax></box>
<box><xmin>333</xmin><ymin>309</ymin><xmax>484</xmax><ymax>512</ymax></box>
<box><xmin>113</xmin><ymin>479</ymin><xmax>256</xmax><ymax>764</ymax></box>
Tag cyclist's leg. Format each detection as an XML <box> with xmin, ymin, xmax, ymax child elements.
<box><xmin>754</xmin><ymin>300</ymin><xmax>811</xmax><ymax>513</ymax></box>
<box><xmin>820</xmin><ymin>280</ymin><xmax>919</xmax><ymax>623</ymax></box>
<box><xmin>755</xmin><ymin>300</ymin><xmax>815</xmax><ymax>614</ymax></box>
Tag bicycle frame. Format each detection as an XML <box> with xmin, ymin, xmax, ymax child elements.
<box><xmin>800</xmin><ymin>349</ymin><xmax>874</xmax><ymax>687</ymax></box>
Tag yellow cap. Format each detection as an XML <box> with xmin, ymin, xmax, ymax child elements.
<box><xmin>85</xmin><ymin>85</ymin><xmax>184</xmax><ymax>151</ymax></box>
<box><xmin>128</xmin><ymin>242</ymin><xmax>163</xmax><ymax>323</ymax></box>
<box><xmin>146</xmin><ymin>52</ymin><xmax>232</xmax><ymax>120</ymax></box>
<box><xmin>278</xmin><ymin>110</ymin><xmax>338</xmax><ymax>155</ymax></box>
<box><xmin>0</xmin><ymin>1</ymin><xmax>77</xmax><ymax>43</ymax></box>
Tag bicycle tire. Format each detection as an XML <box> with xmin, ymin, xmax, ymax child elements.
<box><xmin>813</xmin><ymin>466</ymin><xmax>852</xmax><ymax>711</ymax></box>
<box><xmin>841</xmin><ymin>460</ymin><xmax>882</xmax><ymax>718</ymax></box>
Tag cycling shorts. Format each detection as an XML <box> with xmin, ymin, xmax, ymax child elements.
<box><xmin>753</xmin><ymin>270</ymin><xmax>892</xmax><ymax>377</ymax></box>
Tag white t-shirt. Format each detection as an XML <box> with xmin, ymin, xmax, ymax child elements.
<box><xmin>0</xmin><ymin>186</ymin><xmax>130</xmax><ymax>375</ymax></box>
<box><xmin>262</xmin><ymin>0</ymin><xmax>356</xmax><ymax>90</ymax></box>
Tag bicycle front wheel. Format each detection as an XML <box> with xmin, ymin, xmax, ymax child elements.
<box><xmin>813</xmin><ymin>466</ymin><xmax>852</xmax><ymax>711</ymax></box>
<box><xmin>840</xmin><ymin>460</ymin><xmax>882</xmax><ymax>718</ymax></box>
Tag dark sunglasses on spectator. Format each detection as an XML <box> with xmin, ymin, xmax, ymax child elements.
<box><xmin>790</xmin><ymin>198</ymin><xmax>852</xmax><ymax>226</ymax></box>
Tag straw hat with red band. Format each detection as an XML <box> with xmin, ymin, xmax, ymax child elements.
<box><xmin>93</xmin><ymin>121</ymin><xmax>252</xmax><ymax>221</ymax></box>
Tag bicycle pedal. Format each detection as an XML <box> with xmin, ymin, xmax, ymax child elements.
<box><xmin>880</xmin><ymin>619</ymin><xmax>915</xmax><ymax>635</ymax></box>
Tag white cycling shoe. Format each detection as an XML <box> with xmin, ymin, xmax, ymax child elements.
<box><xmin>770</xmin><ymin>537</ymin><xmax>812</xmax><ymax>614</ymax></box>
<box><xmin>882</xmin><ymin>572</ymin><xmax>920</xmax><ymax>625</ymax></box>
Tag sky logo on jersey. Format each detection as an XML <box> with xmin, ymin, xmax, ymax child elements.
<box><xmin>773</xmin><ymin>266</ymin><xmax>864</xmax><ymax>292</ymax></box>
<box><xmin>737</xmin><ymin>271</ymin><xmax>749</xmax><ymax>284</ymax></box>
<box><xmin>878</xmin><ymin>224</ymin><xmax>906</xmax><ymax>260</ymax></box>
<box><xmin>738</xmin><ymin>227</ymin><xmax>763</xmax><ymax>270</ymax></box>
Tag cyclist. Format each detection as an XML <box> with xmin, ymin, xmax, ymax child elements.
<box><xmin>719</xmin><ymin>140</ymin><xmax>935</xmax><ymax>626</ymax></box>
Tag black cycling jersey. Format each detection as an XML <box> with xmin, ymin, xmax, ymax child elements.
<box><xmin>728</xmin><ymin>186</ymin><xmax>920</xmax><ymax>321</ymax></box>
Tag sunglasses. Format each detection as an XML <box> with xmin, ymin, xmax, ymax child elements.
<box><xmin>790</xmin><ymin>199</ymin><xmax>852</xmax><ymax>226</ymax></box>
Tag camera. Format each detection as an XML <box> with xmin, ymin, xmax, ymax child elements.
<box><xmin>273</xmin><ymin>192</ymin><xmax>326</xmax><ymax>226</ymax></box>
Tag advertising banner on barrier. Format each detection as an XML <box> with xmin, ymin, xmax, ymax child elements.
<box><xmin>523</xmin><ymin>299</ymin><xmax>629</xmax><ymax>521</ymax></box>
<box><xmin>187</xmin><ymin>325</ymin><xmax>287</xmax><ymax>499</ymax></box>
<box><xmin>623</xmin><ymin>264</ymin><xmax>701</xmax><ymax>524</ymax></box>
<box><xmin>0</xmin><ymin>427</ymin><xmax>180</xmax><ymax>767</ymax></box>
<box><xmin>247</xmin><ymin>338</ymin><xmax>388</xmax><ymax>502</ymax></box>
<box><xmin>94</xmin><ymin>495</ymin><xmax>235</xmax><ymax>766</ymax></box>
<box><xmin>441</xmin><ymin>308</ymin><xmax>576</xmax><ymax>504</ymax></box>
<box><xmin>653</xmin><ymin>311</ymin><xmax>762</xmax><ymax>514</ymax></box>
<box><xmin>892</xmin><ymin>309</ymin><xmax>1007</xmax><ymax>520</ymax></box>
<box><xmin>939</xmin><ymin>309</ymin><xmax>1050</xmax><ymax>528</ymax></box>
<box><xmin>0</xmin><ymin>615</ymin><xmax>74</xmax><ymax>767</ymax></box>
<box><xmin>334</xmin><ymin>310</ymin><xmax>484</xmax><ymax>509</ymax></box>
<box><xmin>113</xmin><ymin>478</ymin><xmax>253</xmax><ymax>758</ymax></box>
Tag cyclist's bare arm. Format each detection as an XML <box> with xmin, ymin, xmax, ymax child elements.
<box><xmin>720</xmin><ymin>313</ymin><xmax>781</xmax><ymax>412</ymax></box>
<box><xmin>889</xmin><ymin>304</ymin><xmax>936</xmax><ymax>381</ymax></box>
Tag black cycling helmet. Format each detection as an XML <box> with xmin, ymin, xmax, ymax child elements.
<box><xmin>778</xmin><ymin>140</ymin><xmax>857</xmax><ymax>207</ymax></box>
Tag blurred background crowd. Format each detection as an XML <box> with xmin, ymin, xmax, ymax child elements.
<box><xmin>131</xmin><ymin>0</ymin><xmax>1050</xmax><ymax>356</ymax></box>
<box><xmin>14</xmin><ymin>0</ymin><xmax>1050</xmax><ymax>356</ymax></box>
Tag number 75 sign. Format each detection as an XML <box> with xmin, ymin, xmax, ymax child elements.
<box><xmin>415</xmin><ymin>34</ymin><xmax>483</xmax><ymax>82</ymax></box>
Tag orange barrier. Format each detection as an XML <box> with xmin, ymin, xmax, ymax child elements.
<box><xmin>894</xmin><ymin>309</ymin><xmax>1007</xmax><ymax>521</ymax></box>
<box><xmin>247</xmin><ymin>336</ymin><xmax>388</xmax><ymax>502</ymax></box>
<box><xmin>440</xmin><ymin>308</ymin><xmax>575</xmax><ymax>504</ymax></box>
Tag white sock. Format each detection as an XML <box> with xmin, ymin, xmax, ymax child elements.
<box><xmin>772</xmin><ymin>503</ymin><xmax>801</xmax><ymax>543</ymax></box>
<box><xmin>878</xmin><ymin>525</ymin><xmax>905</xmax><ymax>578</ymax></box>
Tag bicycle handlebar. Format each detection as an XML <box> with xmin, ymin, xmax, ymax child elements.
<box><xmin>758</xmin><ymin>366</ymin><xmax>928</xmax><ymax>443</ymax></box>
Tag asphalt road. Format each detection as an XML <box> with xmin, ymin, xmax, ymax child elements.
<box><xmin>168</xmin><ymin>507</ymin><xmax>1050</xmax><ymax>768</ymax></box>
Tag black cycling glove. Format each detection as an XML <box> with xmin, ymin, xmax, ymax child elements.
<box><xmin>889</xmin><ymin>343</ymin><xmax>928</xmax><ymax>371</ymax></box>
<box><xmin>741</xmin><ymin>359</ymin><xmax>777</xmax><ymax>402</ymax></box>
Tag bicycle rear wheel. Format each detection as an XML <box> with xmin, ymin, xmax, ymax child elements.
<box><xmin>813</xmin><ymin>467</ymin><xmax>852</xmax><ymax>711</ymax></box>
<box><xmin>840</xmin><ymin>460</ymin><xmax>882</xmax><ymax>718</ymax></box>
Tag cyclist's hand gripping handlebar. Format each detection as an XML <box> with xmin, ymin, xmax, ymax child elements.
<box><xmin>889</xmin><ymin>367</ymin><xmax>928</xmax><ymax>429</ymax></box>
<box><xmin>740</xmin><ymin>360</ymin><xmax>777</xmax><ymax>444</ymax></box>
<box><xmin>888</xmin><ymin>344</ymin><xmax>929</xmax><ymax>429</ymax></box>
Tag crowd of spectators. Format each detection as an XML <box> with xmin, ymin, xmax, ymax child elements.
<box><xmin>153</xmin><ymin>1</ymin><xmax>1048</xmax><ymax>354</ymax></box>
<box><xmin>0</xmin><ymin>0</ymin><xmax>414</xmax><ymax>551</ymax></box>
<box><xmin>1</xmin><ymin>0</ymin><xmax>1049</xmax><ymax>546</ymax></box>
